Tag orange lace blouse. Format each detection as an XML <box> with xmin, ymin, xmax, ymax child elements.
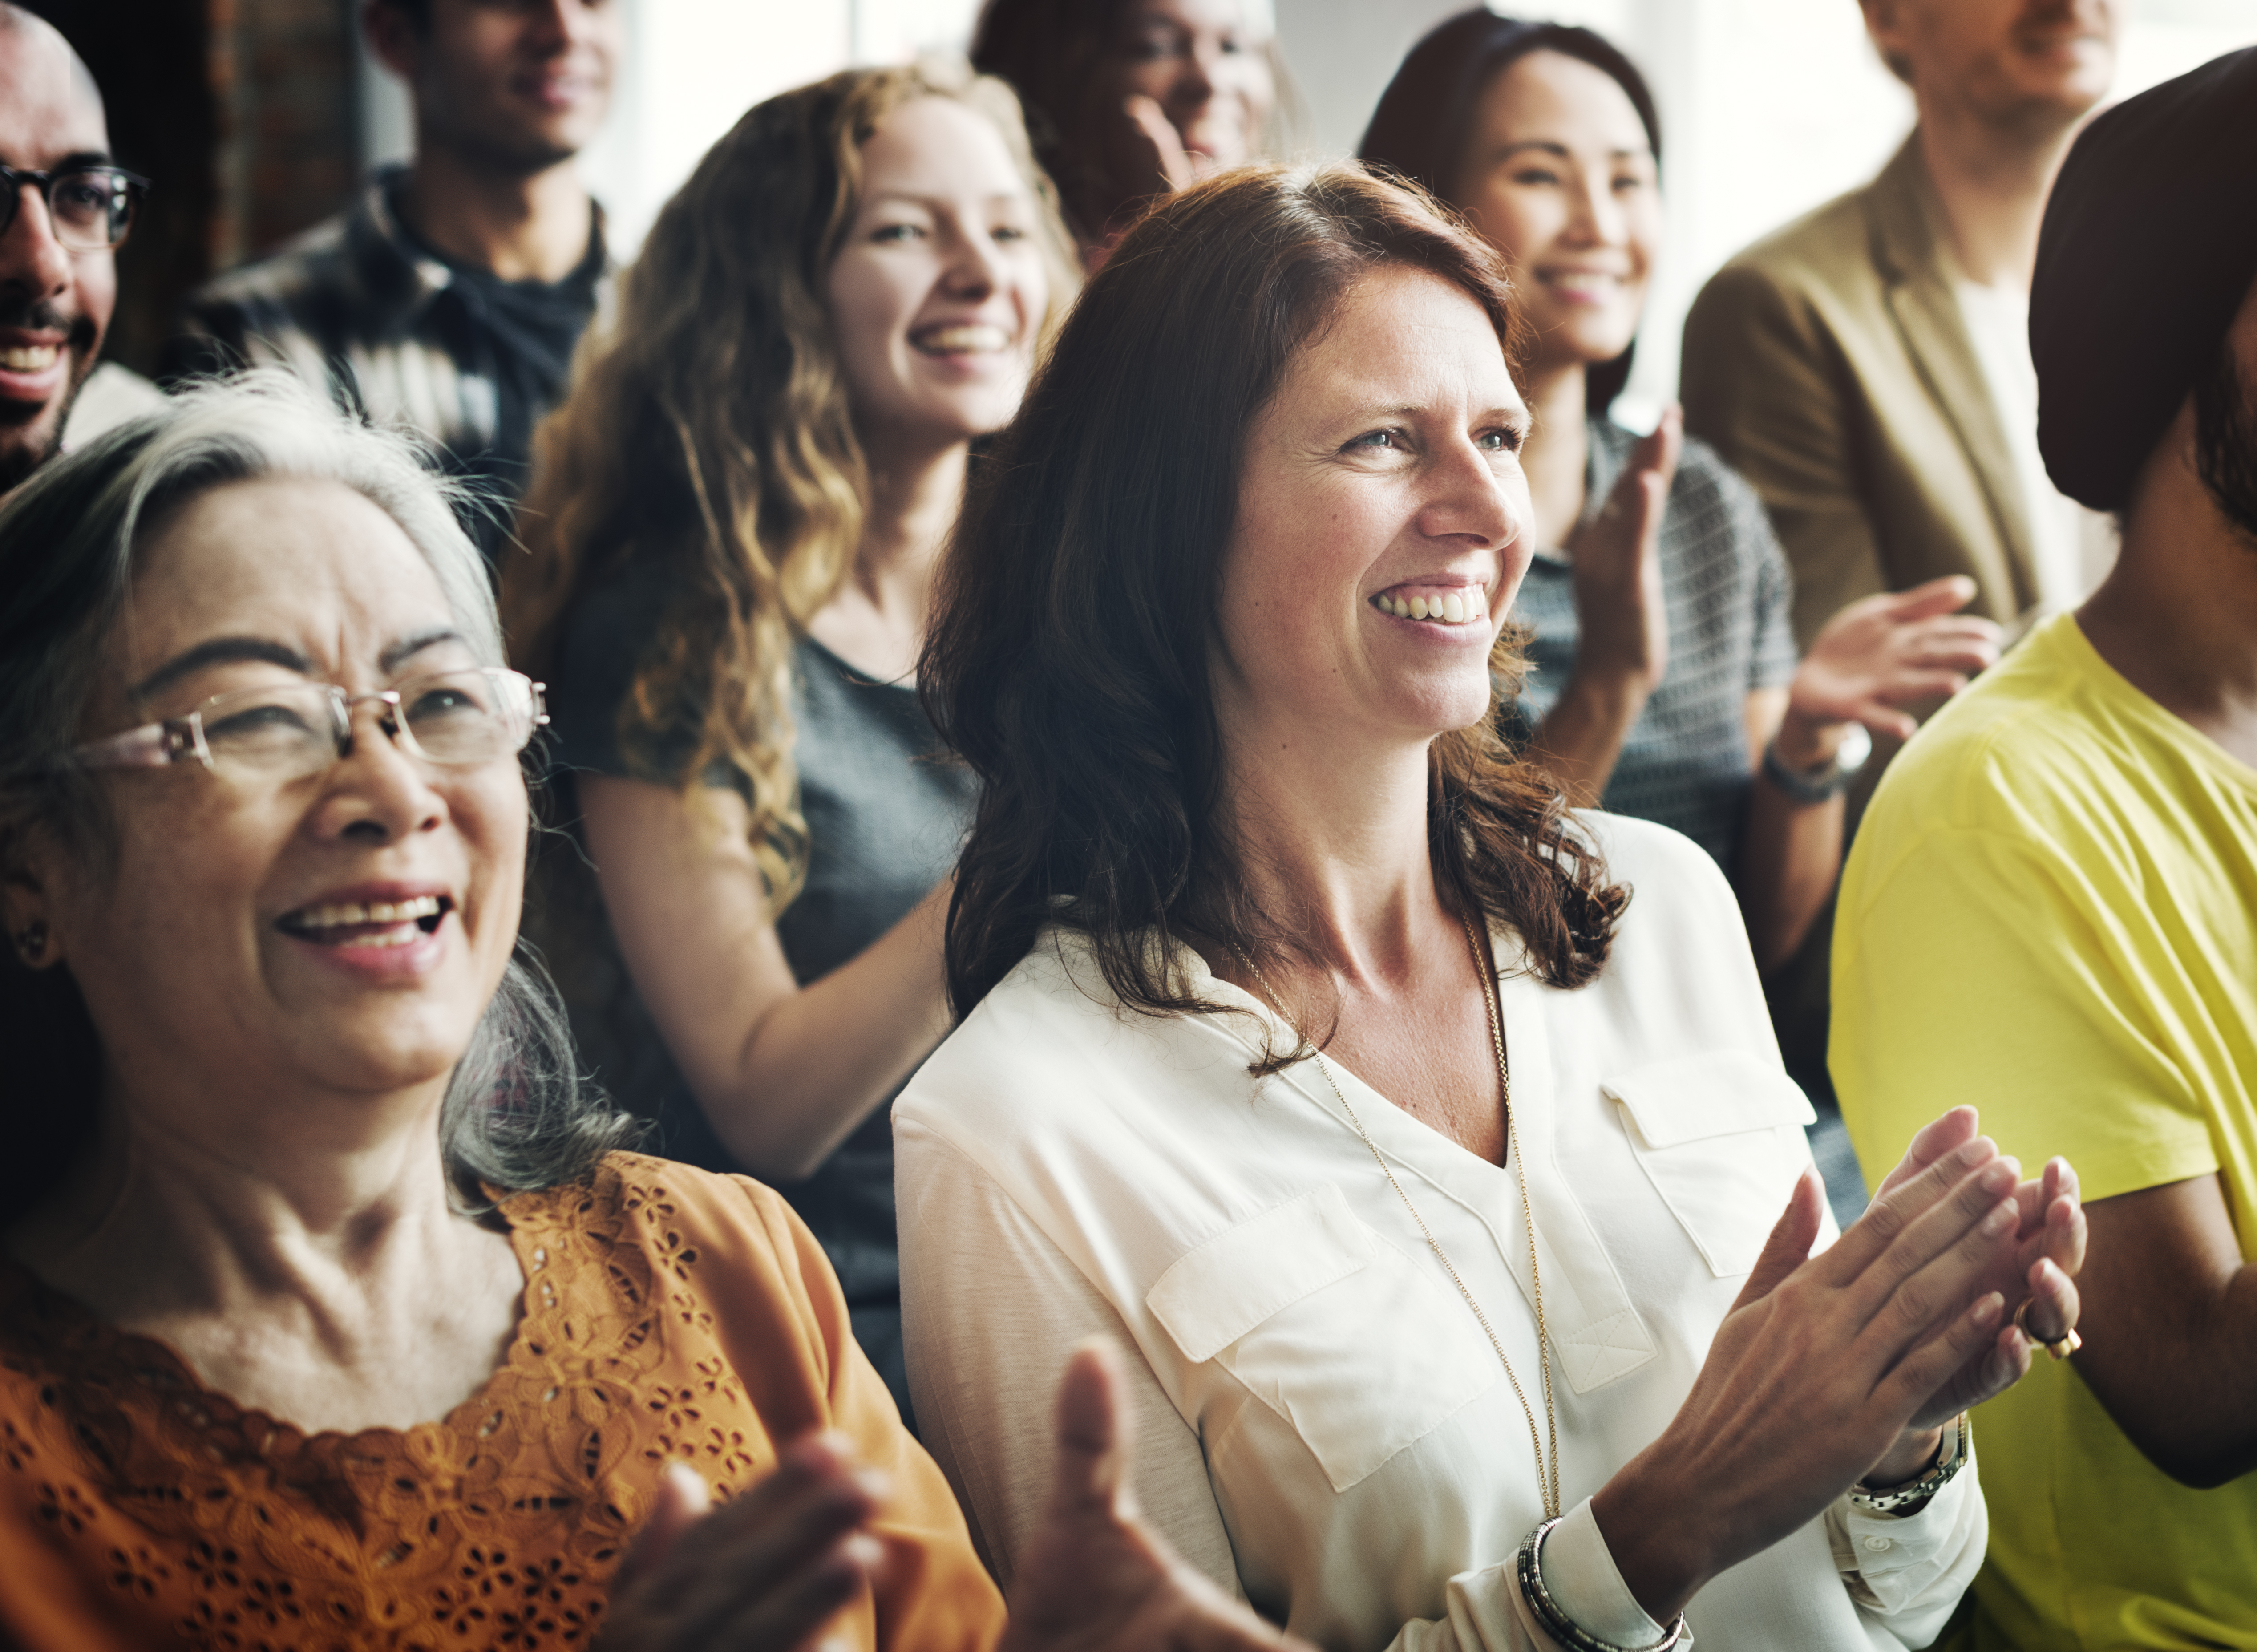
<box><xmin>0</xmin><ymin>1153</ymin><xmax>1003</xmax><ymax>1651</ymax></box>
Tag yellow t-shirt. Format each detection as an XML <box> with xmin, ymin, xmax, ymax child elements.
<box><xmin>1833</xmin><ymin>612</ymin><xmax>2257</xmax><ymax>1651</ymax></box>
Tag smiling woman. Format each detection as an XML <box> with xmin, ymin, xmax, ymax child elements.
<box><xmin>0</xmin><ymin>374</ymin><xmax>605</xmax><ymax>1211</ymax></box>
<box><xmin>897</xmin><ymin>163</ymin><xmax>2090</xmax><ymax>1651</ymax></box>
<box><xmin>500</xmin><ymin>62</ymin><xmax>1077</xmax><ymax>1425</ymax></box>
<box><xmin>0</xmin><ymin>374</ymin><xmax>1302</xmax><ymax>1652</ymax></box>
<box><xmin>1360</xmin><ymin>12</ymin><xmax>2002</xmax><ymax>997</ymax></box>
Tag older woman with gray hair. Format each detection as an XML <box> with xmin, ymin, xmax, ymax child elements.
<box><xmin>0</xmin><ymin>376</ymin><xmax>1295</xmax><ymax>1652</ymax></box>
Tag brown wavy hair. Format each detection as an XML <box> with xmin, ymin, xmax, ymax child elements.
<box><xmin>920</xmin><ymin>163</ymin><xmax>1627</xmax><ymax>1038</ymax></box>
<box><xmin>502</xmin><ymin>62</ymin><xmax>1076</xmax><ymax>907</ymax></box>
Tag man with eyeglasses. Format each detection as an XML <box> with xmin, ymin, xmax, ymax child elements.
<box><xmin>163</xmin><ymin>0</ymin><xmax>619</xmax><ymax>562</ymax></box>
<box><xmin>0</xmin><ymin>5</ymin><xmax>143</xmax><ymax>497</ymax></box>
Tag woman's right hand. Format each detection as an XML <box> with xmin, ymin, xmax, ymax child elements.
<box><xmin>1122</xmin><ymin>94</ymin><xmax>1204</xmax><ymax>194</ymax></box>
<box><xmin>1590</xmin><ymin>1107</ymin><xmax>2035</xmax><ymax>1625</ymax></box>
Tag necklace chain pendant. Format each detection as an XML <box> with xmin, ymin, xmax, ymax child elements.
<box><xmin>1235</xmin><ymin>911</ymin><xmax>1561</xmax><ymax>1522</ymax></box>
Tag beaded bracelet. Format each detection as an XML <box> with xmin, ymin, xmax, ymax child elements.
<box><xmin>1516</xmin><ymin>1518</ymin><xmax>1687</xmax><ymax>1652</ymax></box>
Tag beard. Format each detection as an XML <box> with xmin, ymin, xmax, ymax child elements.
<box><xmin>2194</xmin><ymin>334</ymin><xmax>2257</xmax><ymax>545</ymax></box>
<box><xmin>0</xmin><ymin>295</ymin><xmax>98</xmax><ymax>495</ymax></box>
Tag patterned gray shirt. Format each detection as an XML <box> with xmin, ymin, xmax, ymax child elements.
<box><xmin>162</xmin><ymin>166</ymin><xmax>607</xmax><ymax>560</ymax></box>
<box><xmin>1505</xmin><ymin>418</ymin><xmax>1799</xmax><ymax>866</ymax></box>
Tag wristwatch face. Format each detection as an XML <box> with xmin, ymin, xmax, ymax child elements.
<box><xmin>1836</xmin><ymin>721</ymin><xmax>1873</xmax><ymax>774</ymax></box>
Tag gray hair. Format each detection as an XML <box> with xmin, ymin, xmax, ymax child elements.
<box><xmin>0</xmin><ymin>373</ymin><xmax>635</xmax><ymax>1208</ymax></box>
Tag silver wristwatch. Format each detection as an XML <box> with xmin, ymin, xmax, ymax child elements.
<box><xmin>1851</xmin><ymin>1412</ymin><xmax>1971</xmax><ymax>1516</ymax></box>
<box><xmin>1761</xmin><ymin>721</ymin><xmax>1873</xmax><ymax>804</ymax></box>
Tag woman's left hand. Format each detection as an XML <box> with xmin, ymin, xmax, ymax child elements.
<box><xmin>1779</xmin><ymin>575</ymin><xmax>2002</xmax><ymax>764</ymax></box>
<box><xmin>1860</xmin><ymin>1111</ymin><xmax>2087</xmax><ymax>1484</ymax></box>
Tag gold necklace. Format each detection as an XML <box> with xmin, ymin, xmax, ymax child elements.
<box><xmin>1235</xmin><ymin>911</ymin><xmax>1561</xmax><ymax>1521</ymax></box>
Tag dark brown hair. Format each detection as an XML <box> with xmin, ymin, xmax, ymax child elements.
<box><xmin>969</xmin><ymin>0</ymin><xmax>1288</xmax><ymax>250</ymax></box>
<box><xmin>920</xmin><ymin>163</ymin><xmax>1626</xmax><ymax>1033</ymax></box>
<box><xmin>1358</xmin><ymin>11</ymin><xmax>1662</xmax><ymax>418</ymax></box>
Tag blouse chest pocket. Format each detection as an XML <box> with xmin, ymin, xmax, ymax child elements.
<box><xmin>1144</xmin><ymin>1183</ymin><xmax>1501</xmax><ymax>1495</ymax></box>
<box><xmin>1604</xmin><ymin>1052</ymin><xmax>1817</xmax><ymax>1279</ymax></box>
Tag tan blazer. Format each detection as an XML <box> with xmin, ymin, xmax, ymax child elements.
<box><xmin>1680</xmin><ymin>134</ymin><xmax>2040</xmax><ymax>648</ymax></box>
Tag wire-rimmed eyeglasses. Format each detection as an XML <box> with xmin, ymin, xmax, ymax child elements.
<box><xmin>63</xmin><ymin>668</ymin><xmax>548</xmax><ymax>786</ymax></box>
<box><xmin>0</xmin><ymin>163</ymin><xmax>150</xmax><ymax>251</ymax></box>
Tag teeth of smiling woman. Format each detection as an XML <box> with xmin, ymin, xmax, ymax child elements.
<box><xmin>918</xmin><ymin>324</ymin><xmax>1008</xmax><ymax>353</ymax></box>
<box><xmin>292</xmin><ymin>895</ymin><xmax>445</xmax><ymax>931</ymax></box>
<box><xmin>1376</xmin><ymin>590</ymin><xmax>1488</xmax><ymax>624</ymax></box>
<box><xmin>0</xmin><ymin>344</ymin><xmax>59</xmax><ymax>372</ymax></box>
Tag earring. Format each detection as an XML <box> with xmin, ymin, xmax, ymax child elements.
<box><xmin>12</xmin><ymin>922</ymin><xmax>47</xmax><ymax>965</ymax></box>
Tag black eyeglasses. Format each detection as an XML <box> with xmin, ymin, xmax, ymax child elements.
<box><xmin>0</xmin><ymin>164</ymin><xmax>149</xmax><ymax>251</ymax></box>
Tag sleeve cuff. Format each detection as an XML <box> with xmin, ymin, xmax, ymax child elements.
<box><xmin>1540</xmin><ymin>1498</ymin><xmax>1671</xmax><ymax>1647</ymax></box>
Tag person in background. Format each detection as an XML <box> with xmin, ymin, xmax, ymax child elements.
<box><xmin>1835</xmin><ymin>47</ymin><xmax>2257</xmax><ymax>1652</ymax></box>
<box><xmin>163</xmin><ymin>0</ymin><xmax>619</xmax><ymax>558</ymax></box>
<box><xmin>1679</xmin><ymin>0</ymin><xmax>2115</xmax><ymax>1150</ymax></box>
<box><xmin>1682</xmin><ymin>0</ymin><xmax>2117</xmax><ymax>646</ymax></box>
<box><xmin>970</xmin><ymin>0</ymin><xmax>1278</xmax><ymax>267</ymax></box>
<box><xmin>500</xmin><ymin>63</ymin><xmax>1075</xmax><ymax>1426</ymax></box>
<box><xmin>898</xmin><ymin>162</ymin><xmax>2087</xmax><ymax>1652</ymax></box>
<box><xmin>0</xmin><ymin>376</ymin><xmax>1296</xmax><ymax>1652</ymax></box>
<box><xmin>1359</xmin><ymin>13</ymin><xmax>1998</xmax><ymax>1218</ymax></box>
<box><xmin>0</xmin><ymin>3</ymin><xmax>143</xmax><ymax>497</ymax></box>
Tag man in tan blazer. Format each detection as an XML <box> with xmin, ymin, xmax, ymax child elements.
<box><xmin>1682</xmin><ymin>0</ymin><xmax>2117</xmax><ymax>649</ymax></box>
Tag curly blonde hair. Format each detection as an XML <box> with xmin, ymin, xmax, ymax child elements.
<box><xmin>503</xmin><ymin>61</ymin><xmax>1076</xmax><ymax>908</ymax></box>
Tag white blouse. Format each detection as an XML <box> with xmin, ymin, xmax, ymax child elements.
<box><xmin>895</xmin><ymin>813</ymin><xmax>1982</xmax><ymax>1650</ymax></box>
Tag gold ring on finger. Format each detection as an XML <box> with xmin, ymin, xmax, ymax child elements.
<box><xmin>2013</xmin><ymin>1296</ymin><xmax>2082</xmax><ymax>1360</ymax></box>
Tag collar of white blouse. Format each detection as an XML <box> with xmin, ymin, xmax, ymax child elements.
<box><xmin>1179</xmin><ymin>931</ymin><xmax>1661</xmax><ymax>1396</ymax></box>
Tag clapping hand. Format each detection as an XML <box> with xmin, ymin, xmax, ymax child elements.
<box><xmin>1122</xmin><ymin>95</ymin><xmax>1206</xmax><ymax>195</ymax></box>
<box><xmin>601</xmin><ymin>1342</ymin><xmax>1302</xmax><ymax>1652</ymax></box>
<box><xmin>1569</xmin><ymin>405</ymin><xmax>1683</xmax><ymax>697</ymax></box>
<box><xmin>1864</xmin><ymin>1105</ymin><xmax>2085</xmax><ymax>1433</ymax></box>
<box><xmin>597</xmin><ymin>1435</ymin><xmax>885</xmax><ymax>1652</ymax></box>
<box><xmin>1779</xmin><ymin>575</ymin><xmax>2002</xmax><ymax>762</ymax></box>
<box><xmin>1593</xmin><ymin>1106</ymin><xmax>2085</xmax><ymax>1624</ymax></box>
<box><xmin>1000</xmin><ymin>1342</ymin><xmax>1299</xmax><ymax>1652</ymax></box>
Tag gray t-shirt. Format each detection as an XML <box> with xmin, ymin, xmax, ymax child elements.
<box><xmin>534</xmin><ymin>562</ymin><xmax>975</xmax><ymax>1422</ymax></box>
<box><xmin>1504</xmin><ymin>419</ymin><xmax>1799</xmax><ymax>865</ymax></box>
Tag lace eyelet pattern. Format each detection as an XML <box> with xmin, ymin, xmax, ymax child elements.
<box><xmin>0</xmin><ymin>1155</ymin><xmax>771</xmax><ymax>1649</ymax></box>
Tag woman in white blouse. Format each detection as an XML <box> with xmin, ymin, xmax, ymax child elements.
<box><xmin>898</xmin><ymin>165</ymin><xmax>2087</xmax><ymax>1651</ymax></box>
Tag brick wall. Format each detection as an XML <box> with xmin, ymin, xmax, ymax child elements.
<box><xmin>208</xmin><ymin>0</ymin><xmax>359</xmax><ymax>273</ymax></box>
<box><xmin>27</xmin><ymin>0</ymin><xmax>358</xmax><ymax>378</ymax></box>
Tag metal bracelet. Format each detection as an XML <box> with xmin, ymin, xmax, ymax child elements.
<box><xmin>1849</xmin><ymin>1412</ymin><xmax>1972</xmax><ymax>1516</ymax></box>
<box><xmin>1759</xmin><ymin>720</ymin><xmax>1872</xmax><ymax>804</ymax></box>
<box><xmin>1517</xmin><ymin>1518</ymin><xmax>1687</xmax><ymax>1652</ymax></box>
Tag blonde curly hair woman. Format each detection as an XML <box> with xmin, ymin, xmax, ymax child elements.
<box><xmin>502</xmin><ymin>61</ymin><xmax>1075</xmax><ymax>1423</ymax></box>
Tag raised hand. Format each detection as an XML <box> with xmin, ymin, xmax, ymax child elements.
<box><xmin>596</xmin><ymin>1438</ymin><xmax>885</xmax><ymax>1652</ymax></box>
<box><xmin>1001</xmin><ymin>1341</ymin><xmax>1303</xmax><ymax>1652</ymax></box>
<box><xmin>1781</xmin><ymin>574</ymin><xmax>2002</xmax><ymax>757</ymax></box>
<box><xmin>1568</xmin><ymin>404</ymin><xmax>1682</xmax><ymax>698</ymax></box>
<box><xmin>1122</xmin><ymin>95</ymin><xmax>1204</xmax><ymax>196</ymax></box>
<box><xmin>1593</xmin><ymin>1117</ymin><xmax>2059</xmax><ymax>1623</ymax></box>
<box><xmin>1866</xmin><ymin>1108</ymin><xmax>2085</xmax><ymax>1431</ymax></box>
<box><xmin>602</xmin><ymin>1344</ymin><xmax>1303</xmax><ymax>1652</ymax></box>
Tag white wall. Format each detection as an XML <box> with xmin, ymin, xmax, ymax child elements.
<box><xmin>354</xmin><ymin>0</ymin><xmax>983</xmax><ymax>253</ymax></box>
<box><xmin>1278</xmin><ymin>0</ymin><xmax>2254</xmax><ymax>421</ymax></box>
<box><xmin>358</xmin><ymin>0</ymin><xmax>2255</xmax><ymax>407</ymax></box>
